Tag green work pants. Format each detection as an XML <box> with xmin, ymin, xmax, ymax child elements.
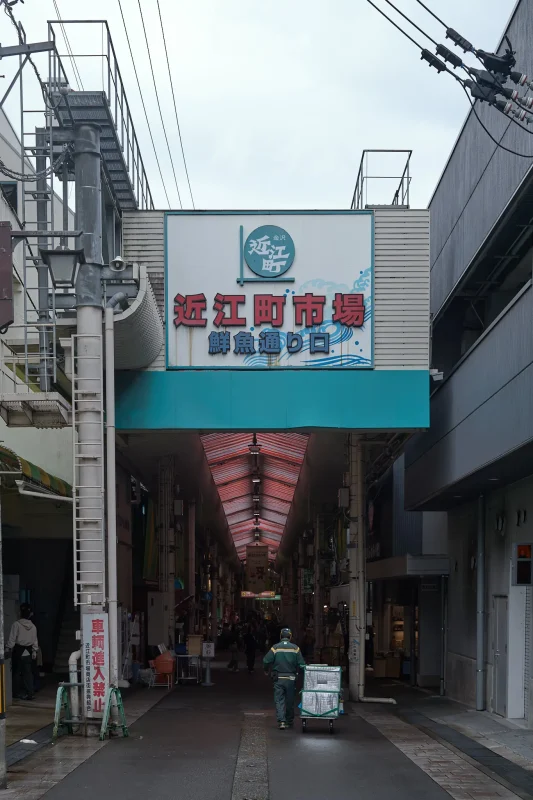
<box><xmin>274</xmin><ymin>678</ymin><xmax>296</xmax><ymax>724</ymax></box>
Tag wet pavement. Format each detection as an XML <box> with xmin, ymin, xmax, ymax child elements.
<box><xmin>4</xmin><ymin>665</ymin><xmax>526</xmax><ymax>800</ymax></box>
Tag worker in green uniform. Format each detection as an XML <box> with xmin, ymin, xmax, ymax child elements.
<box><xmin>263</xmin><ymin>627</ymin><xmax>306</xmax><ymax>730</ymax></box>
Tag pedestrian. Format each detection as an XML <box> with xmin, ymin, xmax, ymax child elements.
<box><xmin>263</xmin><ymin>627</ymin><xmax>306</xmax><ymax>730</ymax></box>
<box><xmin>6</xmin><ymin>603</ymin><xmax>38</xmax><ymax>700</ymax></box>
<box><xmin>243</xmin><ymin>625</ymin><xmax>257</xmax><ymax>674</ymax></box>
<box><xmin>227</xmin><ymin>625</ymin><xmax>239</xmax><ymax>672</ymax></box>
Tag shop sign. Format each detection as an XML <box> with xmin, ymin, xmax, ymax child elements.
<box><xmin>246</xmin><ymin>545</ymin><xmax>269</xmax><ymax>593</ymax></box>
<box><xmin>202</xmin><ymin>642</ymin><xmax>215</xmax><ymax>659</ymax></box>
<box><xmin>82</xmin><ymin>612</ymin><xmax>109</xmax><ymax>719</ymax></box>
<box><xmin>166</xmin><ymin>212</ymin><xmax>373</xmax><ymax>369</ymax></box>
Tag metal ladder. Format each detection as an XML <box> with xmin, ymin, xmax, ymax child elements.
<box><xmin>72</xmin><ymin>333</ymin><xmax>105</xmax><ymax>607</ymax></box>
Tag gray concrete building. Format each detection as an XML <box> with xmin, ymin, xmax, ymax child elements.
<box><xmin>402</xmin><ymin>0</ymin><xmax>533</xmax><ymax>722</ymax></box>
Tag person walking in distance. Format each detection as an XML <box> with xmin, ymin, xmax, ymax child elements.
<box><xmin>6</xmin><ymin>603</ymin><xmax>38</xmax><ymax>700</ymax></box>
<box><xmin>263</xmin><ymin>627</ymin><xmax>306</xmax><ymax>730</ymax></box>
<box><xmin>243</xmin><ymin>625</ymin><xmax>257</xmax><ymax>674</ymax></box>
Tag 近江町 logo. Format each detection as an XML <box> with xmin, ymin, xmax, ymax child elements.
<box><xmin>244</xmin><ymin>225</ymin><xmax>295</xmax><ymax>279</ymax></box>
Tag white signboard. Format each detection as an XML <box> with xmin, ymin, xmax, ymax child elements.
<box><xmin>202</xmin><ymin>642</ymin><xmax>215</xmax><ymax>659</ymax></box>
<box><xmin>166</xmin><ymin>212</ymin><xmax>373</xmax><ymax>369</ymax></box>
<box><xmin>82</xmin><ymin>612</ymin><xmax>109</xmax><ymax>719</ymax></box>
<box><xmin>246</xmin><ymin>545</ymin><xmax>269</xmax><ymax>593</ymax></box>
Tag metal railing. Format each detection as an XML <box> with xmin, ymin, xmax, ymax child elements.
<box><xmin>48</xmin><ymin>20</ymin><xmax>154</xmax><ymax>211</ymax></box>
<box><xmin>351</xmin><ymin>149</ymin><xmax>412</xmax><ymax>210</ymax></box>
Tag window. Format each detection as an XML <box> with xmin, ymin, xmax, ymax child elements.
<box><xmin>0</xmin><ymin>182</ymin><xmax>18</xmax><ymax>216</ymax></box>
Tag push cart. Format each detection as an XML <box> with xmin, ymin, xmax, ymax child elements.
<box><xmin>300</xmin><ymin>664</ymin><xmax>342</xmax><ymax>734</ymax></box>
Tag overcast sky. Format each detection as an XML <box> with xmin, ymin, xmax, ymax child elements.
<box><xmin>2</xmin><ymin>0</ymin><xmax>517</xmax><ymax>209</ymax></box>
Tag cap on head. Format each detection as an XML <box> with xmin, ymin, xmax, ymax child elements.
<box><xmin>281</xmin><ymin>627</ymin><xmax>292</xmax><ymax>640</ymax></box>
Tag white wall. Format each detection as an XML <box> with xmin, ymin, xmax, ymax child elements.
<box><xmin>0</xmin><ymin>424</ymin><xmax>73</xmax><ymax>484</ymax></box>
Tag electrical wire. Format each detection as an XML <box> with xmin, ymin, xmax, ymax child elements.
<box><xmin>413</xmin><ymin>0</ymin><xmax>448</xmax><ymax>29</ymax></box>
<box><xmin>462</xmin><ymin>85</ymin><xmax>533</xmax><ymax>159</ymax></box>
<box><xmin>1</xmin><ymin>0</ymin><xmax>62</xmax><ymax>111</ymax></box>
<box><xmin>156</xmin><ymin>0</ymin><xmax>195</xmax><ymax>209</ymax></box>
<box><xmin>51</xmin><ymin>0</ymin><xmax>84</xmax><ymax>91</ymax></box>
<box><xmin>136</xmin><ymin>0</ymin><xmax>182</xmax><ymax>209</ymax></box>
<box><xmin>365</xmin><ymin>0</ymin><xmax>424</xmax><ymax>50</ymax></box>
<box><xmin>0</xmin><ymin>145</ymin><xmax>72</xmax><ymax>181</ymax></box>
<box><xmin>381</xmin><ymin>0</ymin><xmax>438</xmax><ymax>47</ymax></box>
<box><xmin>117</xmin><ymin>0</ymin><xmax>170</xmax><ymax>207</ymax></box>
<box><xmin>364</xmin><ymin>0</ymin><xmax>533</xmax><ymax>158</ymax></box>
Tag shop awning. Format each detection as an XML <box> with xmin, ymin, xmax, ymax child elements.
<box><xmin>0</xmin><ymin>445</ymin><xmax>72</xmax><ymax>498</ymax></box>
<box><xmin>367</xmin><ymin>555</ymin><xmax>450</xmax><ymax>581</ymax></box>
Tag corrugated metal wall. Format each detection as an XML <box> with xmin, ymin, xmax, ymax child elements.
<box><xmin>122</xmin><ymin>208</ymin><xmax>430</xmax><ymax>372</ymax></box>
<box><xmin>429</xmin><ymin>0</ymin><xmax>532</xmax><ymax>317</ymax></box>
<box><xmin>123</xmin><ymin>211</ymin><xmax>165</xmax><ymax>316</ymax></box>
<box><xmin>122</xmin><ymin>211</ymin><xmax>165</xmax><ymax>370</ymax></box>
<box><xmin>373</xmin><ymin>207</ymin><xmax>429</xmax><ymax>370</ymax></box>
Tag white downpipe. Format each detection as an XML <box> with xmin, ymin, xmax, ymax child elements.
<box><xmin>69</xmin><ymin>650</ymin><xmax>81</xmax><ymax>722</ymax></box>
<box><xmin>104</xmin><ymin>307</ymin><xmax>119</xmax><ymax>689</ymax></box>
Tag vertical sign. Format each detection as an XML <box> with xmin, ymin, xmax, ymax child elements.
<box><xmin>82</xmin><ymin>612</ymin><xmax>109</xmax><ymax>719</ymax></box>
<box><xmin>246</xmin><ymin>545</ymin><xmax>269</xmax><ymax>593</ymax></box>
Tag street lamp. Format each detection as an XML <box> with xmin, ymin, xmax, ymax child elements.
<box><xmin>39</xmin><ymin>245</ymin><xmax>85</xmax><ymax>287</ymax></box>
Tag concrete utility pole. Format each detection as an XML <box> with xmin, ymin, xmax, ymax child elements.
<box><xmin>348</xmin><ymin>434</ymin><xmax>365</xmax><ymax>702</ymax></box>
<box><xmin>74</xmin><ymin>123</ymin><xmax>105</xmax><ymax>611</ymax></box>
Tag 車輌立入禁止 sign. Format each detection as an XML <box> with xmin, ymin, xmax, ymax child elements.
<box><xmin>246</xmin><ymin>545</ymin><xmax>269</xmax><ymax>593</ymax></box>
<box><xmin>166</xmin><ymin>212</ymin><xmax>373</xmax><ymax>369</ymax></box>
<box><xmin>82</xmin><ymin>612</ymin><xmax>109</xmax><ymax>719</ymax></box>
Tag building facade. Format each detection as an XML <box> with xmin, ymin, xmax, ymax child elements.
<box><xmin>403</xmin><ymin>0</ymin><xmax>533</xmax><ymax>721</ymax></box>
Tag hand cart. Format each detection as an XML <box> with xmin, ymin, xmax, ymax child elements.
<box><xmin>176</xmin><ymin>654</ymin><xmax>201</xmax><ymax>685</ymax></box>
<box><xmin>300</xmin><ymin>664</ymin><xmax>342</xmax><ymax>734</ymax></box>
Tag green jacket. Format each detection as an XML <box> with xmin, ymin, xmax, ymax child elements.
<box><xmin>263</xmin><ymin>638</ymin><xmax>306</xmax><ymax>677</ymax></box>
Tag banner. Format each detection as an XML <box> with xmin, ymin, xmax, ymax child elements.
<box><xmin>246</xmin><ymin>545</ymin><xmax>269</xmax><ymax>593</ymax></box>
<box><xmin>82</xmin><ymin>612</ymin><xmax>109</xmax><ymax>719</ymax></box>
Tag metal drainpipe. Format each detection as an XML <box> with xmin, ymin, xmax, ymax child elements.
<box><xmin>104</xmin><ymin>294</ymin><xmax>127</xmax><ymax>692</ymax></box>
<box><xmin>36</xmin><ymin>128</ymin><xmax>50</xmax><ymax>391</ymax></box>
<box><xmin>476</xmin><ymin>495</ymin><xmax>486</xmax><ymax>711</ymax></box>
<box><xmin>68</xmin><ymin>650</ymin><xmax>81</xmax><ymax>723</ymax></box>
<box><xmin>74</xmin><ymin>123</ymin><xmax>105</xmax><ymax>613</ymax></box>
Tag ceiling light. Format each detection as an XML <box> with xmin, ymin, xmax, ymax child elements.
<box><xmin>253</xmin><ymin>494</ymin><xmax>260</xmax><ymax>503</ymax></box>
<box><xmin>252</xmin><ymin>475</ymin><xmax>261</xmax><ymax>485</ymax></box>
<box><xmin>488</xmin><ymin>478</ymin><xmax>500</xmax><ymax>482</ymax></box>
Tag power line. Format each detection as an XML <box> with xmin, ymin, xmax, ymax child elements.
<box><xmin>136</xmin><ymin>0</ymin><xmax>182</xmax><ymax>209</ymax></box>
<box><xmin>156</xmin><ymin>0</ymin><xmax>195</xmax><ymax>209</ymax></box>
<box><xmin>413</xmin><ymin>0</ymin><xmax>447</xmax><ymax>29</ymax></box>
<box><xmin>1</xmin><ymin>0</ymin><xmax>62</xmax><ymax>112</ymax></box>
<box><xmin>364</xmin><ymin>0</ymin><xmax>533</xmax><ymax>159</ymax></box>
<box><xmin>117</xmin><ymin>0</ymin><xmax>170</xmax><ymax>207</ymax></box>
<box><xmin>365</xmin><ymin>0</ymin><xmax>424</xmax><ymax>50</ymax></box>
<box><xmin>381</xmin><ymin>0</ymin><xmax>438</xmax><ymax>47</ymax></box>
<box><xmin>462</xmin><ymin>85</ymin><xmax>533</xmax><ymax>159</ymax></box>
<box><xmin>52</xmin><ymin>0</ymin><xmax>84</xmax><ymax>91</ymax></box>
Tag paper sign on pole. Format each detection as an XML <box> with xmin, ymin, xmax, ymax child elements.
<box><xmin>246</xmin><ymin>545</ymin><xmax>269</xmax><ymax>593</ymax></box>
<box><xmin>82</xmin><ymin>612</ymin><xmax>109</xmax><ymax>719</ymax></box>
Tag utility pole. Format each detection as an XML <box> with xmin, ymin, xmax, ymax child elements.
<box><xmin>348</xmin><ymin>434</ymin><xmax>365</xmax><ymax>702</ymax></box>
